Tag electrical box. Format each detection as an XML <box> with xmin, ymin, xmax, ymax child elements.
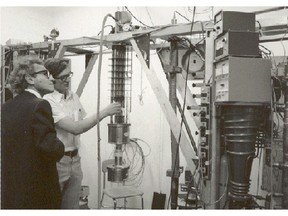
<box><xmin>215</xmin><ymin>31</ymin><xmax>259</xmax><ymax>61</ymax></box>
<box><xmin>215</xmin><ymin>57</ymin><xmax>271</xmax><ymax>103</ymax></box>
<box><xmin>214</xmin><ymin>11</ymin><xmax>255</xmax><ymax>37</ymax></box>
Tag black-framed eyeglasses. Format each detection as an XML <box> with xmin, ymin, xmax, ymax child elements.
<box><xmin>56</xmin><ymin>72</ymin><xmax>73</xmax><ymax>81</ymax></box>
<box><xmin>32</xmin><ymin>70</ymin><xmax>51</xmax><ymax>78</ymax></box>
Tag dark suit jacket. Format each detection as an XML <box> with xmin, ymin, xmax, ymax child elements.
<box><xmin>1</xmin><ymin>91</ymin><xmax>65</xmax><ymax>209</ymax></box>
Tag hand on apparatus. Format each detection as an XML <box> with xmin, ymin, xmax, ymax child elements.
<box><xmin>104</xmin><ymin>102</ymin><xmax>122</xmax><ymax>116</ymax></box>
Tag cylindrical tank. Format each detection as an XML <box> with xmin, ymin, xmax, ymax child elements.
<box><xmin>108</xmin><ymin>123</ymin><xmax>130</xmax><ymax>144</ymax></box>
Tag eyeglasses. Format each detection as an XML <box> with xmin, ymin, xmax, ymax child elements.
<box><xmin>56</xmin><ymin>72</ymin><xmax>73</xmax><ymax>81</ymax></box>
<box><xmin>32</xmin><ymin>70</ymin><xmax>51</xmax><ymax>78</ymax></box>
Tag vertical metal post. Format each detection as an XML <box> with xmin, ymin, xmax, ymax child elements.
<box><xmin>282</xmin><ymin>62</ymin><xmax>288</xmax><ymax>208</ymax></box>
<box><xmin>205</xmin><ymin>29</ymin><xmax>220</xmax><ymax>209</ymax></box>
<box><xmin>169</xmin><ymin>39</ymin><xmax>179</xmax><ymax>209</ymax></box>
<box><xmin>210</xmin><ymin>103</ymin><xmax>220</xmax><ymax>209</ymax></box>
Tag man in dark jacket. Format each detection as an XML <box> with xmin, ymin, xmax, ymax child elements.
<box><xmin>1</xmin><ymin>55</ymin><xmax>65</xmax><ymax>209</ymax></box>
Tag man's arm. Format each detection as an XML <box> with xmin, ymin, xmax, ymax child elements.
<box><xmin>32</xmin><ymin>100</ymin><xmax>64</xmax><ymax>161</ymax></box>
<box><xmin>56</xmin><ymin>103</ymin><xmax>121</xmax><ymax>135</ymax></box>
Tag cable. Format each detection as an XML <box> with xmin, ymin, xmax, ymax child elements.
<box><xmin>130</xmin><ymin>138</ymin><xmax>151</xmax><ymax>157</ymax></box>
<box><xmin>167</xmin><ymin>6</ymin><xmax>197</xmax><ymax>209</ymax></box>
<box><xmin>174</xmin><ymin>11</ymin><xmax>191</xmax><ymax>22</ymax></box>
<box><xmin>97</xmin><ymin>25</ymin><xmax>114</xmax><ymax>36</ymax></box>
<box><xmin>195</xmin><ymin>7</ymin><xmax>213</xmax><ymax>15</ymax></box>
<box><xmin>182</xmin><ymin>37</ymin><xmax>205</xmax><ymax>62</ymax></box>
<box><xmin>204</xmin><ymin>154</ymin><xmax>229</xmax><ymax>208</ymax></box>
<box><xmin>145</xmin><ymin>7</ymin><xmax>154</xmax><ymax>26</ymax></box>
<box><xmin>138</xmin><ymin>67</ymin><xmax>146</xmax><ymax>105</ymax></box>
<box><xmin>152</xmin><ymin>40</ymin><xmax>168</xmax><ymax>56</ymax></box>
<box><xmin>125</xmin><ymin>6</ymin><xmax>152</xmax><ymax>28</ymax></box>
<box><xmin>123</xmin><ymin>138</ymin><xmax>149</xmax><ymax>187</ymax></box>
<box><xmin>256</xmin><ymin>147</ymin><xmax>263</xmax><ymax>196</ymax></box>
<box><xmin>280</xmin><ymin>28</ymin><xmax>288</xmax><ymax>63</ymax></box>
<box><xmin>96</xmin><ymin>13</ymin><xmax>116</xmax><ymax>209</ymax></box>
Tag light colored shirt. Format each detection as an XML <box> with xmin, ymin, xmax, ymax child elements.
<box><xmin>25</xmin><ymin>88</ymin><xmax>42</xmax><ymax>99</ymax></box>
<box><xmin>43</xmin><ymin>90</ymin><xmax>87</xmax><ymax>151</ymax></box>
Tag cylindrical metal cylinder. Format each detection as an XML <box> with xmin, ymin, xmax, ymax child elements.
<box><xmin>107</xmin><ymin>164</ymin><xmax>130</xmax><ymax>182</ymax></box>
<box><xmin>108</xmin><ymin>123</ymin><xmax>130</xmax><ymax>144</ymax></box>
<box><xmin>114</xmin><ymin>145</ymin><xmax>123</xmax><ymax>166</ymax></box>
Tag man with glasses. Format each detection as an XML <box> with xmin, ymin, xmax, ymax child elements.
<box><xmin>1</xmin><ymin>55</ymin><xmax>65</xmax><ymax>209</ymax></box>
<box><xmin>43</xmin><ymin>58</ymin><xmax>121</xmax><ymax>209</ymax></box>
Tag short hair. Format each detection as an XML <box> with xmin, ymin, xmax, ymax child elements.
<box><xmin>8</xmin><ymin>55</ymin><xmax>43</xmax><ymax>94</ymax></box>
<box><xmin>44</xmin><ymin>58</ymin><xmax>69</xmax><ymax>79</ymax></box>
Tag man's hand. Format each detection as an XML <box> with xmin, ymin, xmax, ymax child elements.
<box><xmin>104</xmin><ymin>102</ymin><xmax>122</xmax><ymax>116</ymax></box>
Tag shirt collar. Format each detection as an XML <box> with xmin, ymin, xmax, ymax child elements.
<box><xmin>53</xmin><ymin>90</ymin><xmax>73</xmax><ymax>101</ymax></box>
<box><xmin>25</xmin><ymin>89</ymin><xmax>42</xmax><ymax>98</ymax></box>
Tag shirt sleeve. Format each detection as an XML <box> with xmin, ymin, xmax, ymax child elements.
<box><xmin>43</xmin><ymin>94</ymin><xmax>67</xmax><ymax>123</ymax></box>
<box><xmin>73</xmin><ymin>92</ymin><xmax>87</xmax><ymax>119</ymax></box>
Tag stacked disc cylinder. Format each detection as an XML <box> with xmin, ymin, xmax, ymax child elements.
<box><xmin>222</xmin><ymin>105</ymin><xmax>262</xmax><ymax>202</ymax></box>
<box><xmin>107</xmin><ymin>44</ymin><xmax>132</xmax><ymax>182</ymax></box>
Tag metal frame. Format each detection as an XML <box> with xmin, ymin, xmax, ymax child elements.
<box><xmin>1</xmin><ymin>7</ymin><xmax>288</xmax><ymax>209</ymax></box>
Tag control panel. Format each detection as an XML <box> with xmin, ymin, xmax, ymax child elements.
<box><xmin>215</xmin><ymin>31</ymin><xmax>259</xmax><ymax>61</ymax></box>
<box><xmin>214</xmin><ymin>57</ymin><xmax>272</xmax><ymax>103</ymax></box>
<box><xmin>214</xmin><ymin>11</ymin><xmax>255</xmax><ymax>37</ymax></box>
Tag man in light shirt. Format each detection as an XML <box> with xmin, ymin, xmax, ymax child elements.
<box><xmin>44</xmin><ymin>58</ymin><xmax>121</xmax><ymax>209</ymax></box>
<box><xmin>1</xmin><ymin>55</ymin><xmax>65</xmax><ymax>209</ymax></box>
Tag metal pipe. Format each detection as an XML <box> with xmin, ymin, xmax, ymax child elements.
<box><xmin>209</xmin><ymin>103</ymin><xmax>220</xmax><ymax>209</ymax></box>
<box><xmin>96</xmin><ymin>13</ymin><xmax>113</xmax><ymax>209</ymax></box>
<box><xmin>282</xmin><ymin>62</ymin><xmax>288</xmax><ymax>208</ymax></box>
<box><xmin>205</xmin><ymin>28</ymin><xmax>220</xmax><ymax>209</ymax></box>
<box><xmin>169</xmin><ymin>39</ymin><xmax>179</xmax><ymax>209</ymax></box>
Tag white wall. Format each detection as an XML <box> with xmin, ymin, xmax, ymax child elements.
<box><xmin>0</xmin><ymin>7</ymin><xmax>55</xmax><ymax>44</ymax></box>
<box><xmin>1</xmin><ymin>6</ymin><xmax>287</xmax><ymax>209</ymax></box>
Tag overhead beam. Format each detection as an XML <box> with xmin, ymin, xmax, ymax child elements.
<box><xmin>131</xmin><ymin>38</ymin><xmax>197</xmax><ymax>173</ymax></box>
<box><xmin>253</xmin><ymin>6</ymin><xmax>288</xmax><ymax>14</ymax></box>
<box><xmin>17</xmin><ymin>16</ymin><xmax>288</xmax><ymax>54</ymax></box>
<box><xmin>30</xmin><ymin>22</ymin><xmax>211</xmax><ymax>50</ymax></box>
<box><xmin>66</xmin><ymin>47</ymin><xmax>94</xmax><ymax>55</ymax></box>
<box><xmin>32</xmin><ymin>37</ymin><xmax>100</xmax><ymax>50</ymax></box>
<box><xmin>104</xmin><ymin>21</ymin><xmax>212</xmax><ymax>42</ymax></box>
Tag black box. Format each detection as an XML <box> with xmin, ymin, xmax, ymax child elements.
<box><xmin>214</xmin><ymin>11</ymin><xmax>255</xmax><ymax>37</ymax></box>
<box><xmin>215</xmin><ymin>31</ymin><xmax>260</xmax><ymax>61</ymax></box>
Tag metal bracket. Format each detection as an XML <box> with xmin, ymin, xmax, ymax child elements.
<box><xmin>48</xmin><ymin>42</ymin><xmax>61</xmax><ymax>58</ymax></box>
<box><xmin>133</xmin><ymin>33</ymin><xmax>150</xmax><ymax>68</ymax></box>
<box><xmin>273</xmin><ymin>162</ymin><xmax>288</xmax><ymax>169</ymax></box>
<box><xmin>163</xmin><ymin>65</ymin><xmax>182</xmax><ymax>74</ymax></box>
<box><xmin>166</xmin><ymin>166</ymin><xmax>184</xmax><ymax>178</ymax></box>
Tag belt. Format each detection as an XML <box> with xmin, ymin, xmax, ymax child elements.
<box><xmin>64</xmin><ymin>149</ymin><xmax>78</xmax><ymax>158</ymax></box>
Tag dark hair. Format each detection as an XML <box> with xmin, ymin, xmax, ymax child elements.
<box><xmin>44</xmin><ymin>58</ymin><xmax>69</xmax><ymax>79</ymax></box>
<box><xmin>8</xmin><ymin>55</ymin><xmax>43</xmax><ymax>94</ymax></box>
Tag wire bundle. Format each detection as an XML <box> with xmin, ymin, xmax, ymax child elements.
<box><xmin>120</xmin><ymin>138</ymin><xmax>151</xmax><ymax>187</ymax></box>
